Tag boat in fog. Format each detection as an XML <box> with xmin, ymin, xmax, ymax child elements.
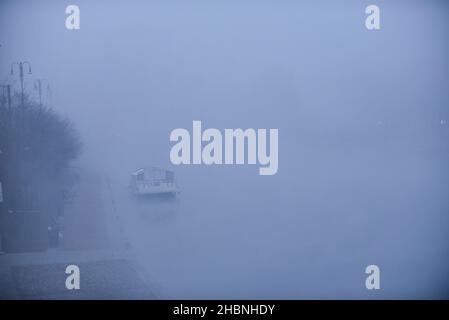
<box><xmin>130</xmin><ymin>167</ymin><xmax>180</xmax><ymax>197</ymax></box>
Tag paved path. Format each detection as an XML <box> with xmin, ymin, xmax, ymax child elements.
<box><xmin>0</xmin><ymin>170</ymin><xmax>158</xmax><ymax>299</ymax></box>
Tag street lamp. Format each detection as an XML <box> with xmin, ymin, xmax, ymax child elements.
<box><xmin>34</xmin><ymin>79</ymin><xmax>50</xmax><ymax>107</ymax></box>
<box><xmin>10</xmin><ymin>61</ymin><xmax>32</xmax><ymax>107</ymax></box>
<box><xmin>0</xmin><ymin>85</ymin><xmax>11</xmax><ymax>112</ymax></box>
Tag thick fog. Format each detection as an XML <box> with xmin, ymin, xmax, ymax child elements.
<box><xmin>1</xmin><ymin>0</ymin><xmax>449</xmax><ymax>298</ymax></box>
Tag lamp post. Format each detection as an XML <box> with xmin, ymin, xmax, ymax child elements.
<box><xmin>34</xmin><ymin>79</ymin><xmax>50</xmax><ymax>107</ymax></box>
<box><xmin>10</xmin><ymin>62</ymin><xmax>32</xmax><ymax>107</ymax></box>
<box><xmin>0</xmin><ymin>85</ymin><xmax>11</xmax><ymax>112</ymax></box>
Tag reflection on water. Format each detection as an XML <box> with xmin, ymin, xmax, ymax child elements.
<box><xmin>129</xmin><ymin>193</ymin><xmax>181</xmax><ymax>224</ymax></box>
